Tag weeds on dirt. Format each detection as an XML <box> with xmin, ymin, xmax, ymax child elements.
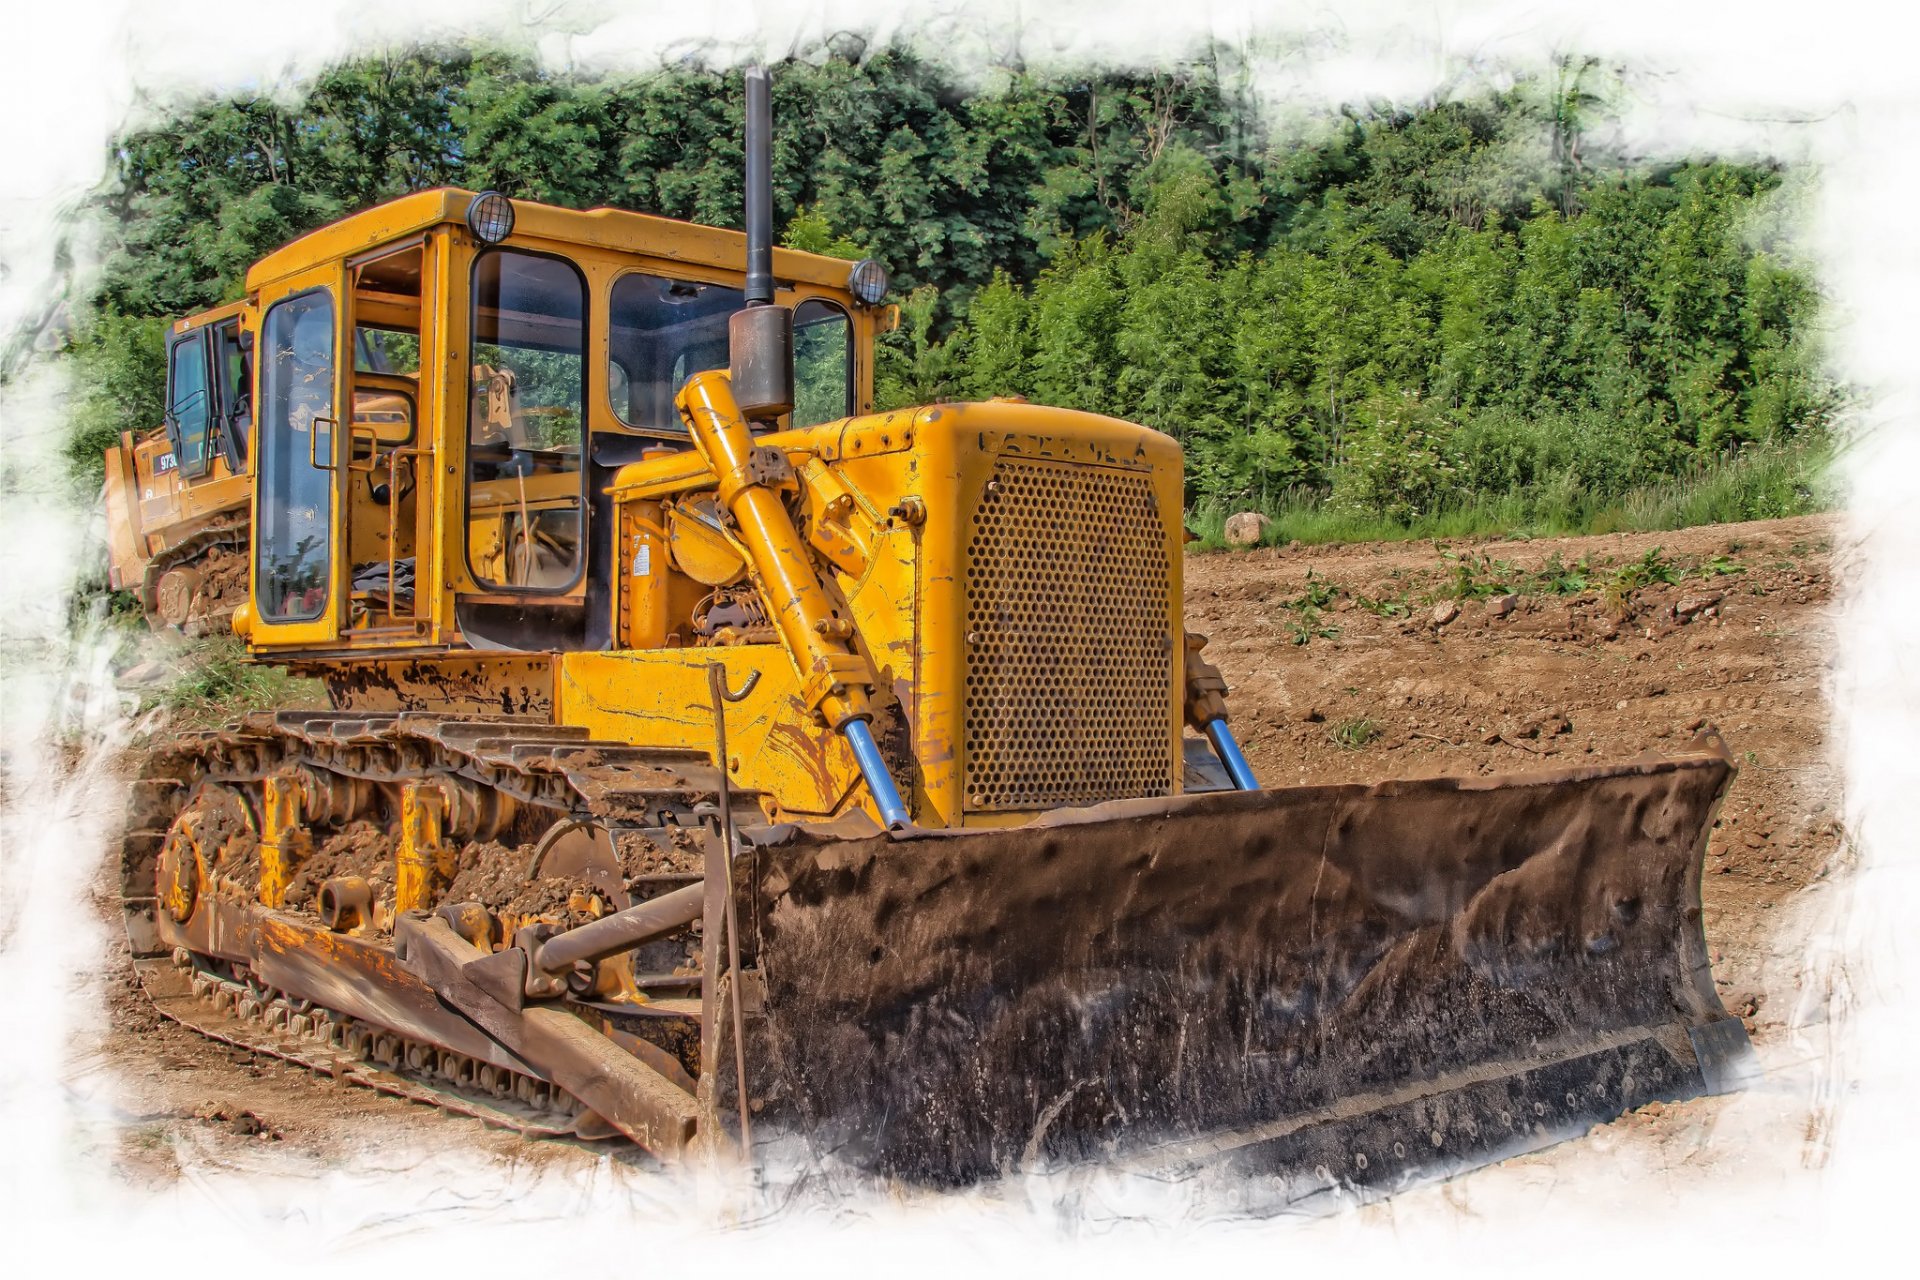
<box><xmin>1289</xmin><ymin>618</ymin><xmax>1340</xmax><ymax>645</ymax></box>
<box><xmin>1330</xmin><ymin>717</ymin><xmax>1382</xmax><ymax>749</ymax></box>
<box><xmin>1290</xmin><ymin>570</ymin><xmax>1338</xmax><ymax>612</ymax></box>
<box><xmin>1248</xmin><ymin>539</ymin><xmax>1741</xmax><ymax>638</ymax></box>
<box><xmin>1603</xmin><ymin>547</ymin><xmax>1682</xmax><ymax>612</ymax></box>
<box><xmin>1528</xmin><ymin>551</ymin><xmax>1592</xmax><ymax>595</ymax></box>
<box><xmin>1435</xmin><ymin>552</ymin><xmax>1518</xmax><ymax>601</ymax></box>
<box><xmin>1353</xmin><ymin>593</ymin><xmax>1409</xmax><ymax>618</ymax></box>
<box><xmin>1699</xmin><ymin>553</ymin><xmax>1747</xmax><ymax>578</ymax></box>
<box><xmin>1277</xmin><ymin>570</ymin><xmax>1342</xmax><ymax>644</ymax></box>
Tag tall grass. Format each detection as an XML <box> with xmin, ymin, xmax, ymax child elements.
<box><xmin>1188</xmin><ymin>439</ymin><xmax>1834</xmax><ymax>550</ymax></box>
<box><xmin>152</xmin><ymin>636</ymin><xmax>326</xmax><ymax>730</ymax></box>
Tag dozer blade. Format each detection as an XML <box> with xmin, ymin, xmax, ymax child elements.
<box><xmin>739</xmin><ymin>734</ymin><xmax>1753</xmax><ymax>1192</ymax></box>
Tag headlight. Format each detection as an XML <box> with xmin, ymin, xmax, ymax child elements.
<box><xmin>847</xmin><ymin>258</ymin><xmax>889</xmax><ymax>306</ymax></box>
<box><xmin>466</xmin><ymin>191</ymin><xmax>515</xmax><ymax>245</ymax></box>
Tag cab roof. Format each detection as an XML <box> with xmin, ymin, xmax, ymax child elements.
<box><xmin>245</xmin><ymin>187</ymin><xmax>863</xmax><ymax>296</ymax></box>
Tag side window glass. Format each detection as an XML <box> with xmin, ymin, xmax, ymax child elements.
<box><xmin>167</xmin><ymin>331</ymin><xmax>213</xmax><ymax>478</ymax></box>
<box><xmin>608</xmin><ymin>274</ymin><xmax>742</xmax><ymax>432</ymax></box>
<box><xmin>356</xmin><ymin>327</ymin><xmax>421</xmax><ymax>376</ymax></box>
<box><xmin>256</xmin><ymin>291</ymin><xmax>336</xmax><ymax>621</ymax></box>
<box><xmin>467</xmin><ymin>250</ymin><xmax>586</xmax><ymax>590</ymax></box>
<box><xmin>792</xmin><ymin>299</ymin><xmax>853</xmax><ymax>429</ymax></box>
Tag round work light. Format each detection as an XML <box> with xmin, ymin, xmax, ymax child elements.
<box><xmin>466</xmin><ymin>191</ymin><xmax>516</xmax><ymax>244</ymax></box>
<box><xmin>847</xmin><ymin>258</ymin><xmax>890</xmax><ymax>306</ymax></box>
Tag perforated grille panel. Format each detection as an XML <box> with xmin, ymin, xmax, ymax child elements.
<box><xmin>962</xmin><ymin>458</ymin><xmax>1177</xmax><ymax>811</ymax></box>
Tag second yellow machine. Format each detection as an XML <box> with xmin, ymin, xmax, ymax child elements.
<box><xmin>122</xmin><ymin>69</ymin><xmax>1753</xmax><ymax>1191</ymax></box>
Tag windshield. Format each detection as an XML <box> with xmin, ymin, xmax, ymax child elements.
<box><xmin>608</xmin><ymin>275</ymin><xmax>854</xmax><ymax>431</ymax></box>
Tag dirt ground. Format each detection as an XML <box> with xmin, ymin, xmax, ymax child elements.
<box><xmin>76</xmin><ymin>514</ymin><xmax>1843</xmax><ymax>1205</ymax></box>
<box><xmin>1187</xmin><ymin>514</ymin><xmax>1842</xmax><ymax>1025</ymax></box>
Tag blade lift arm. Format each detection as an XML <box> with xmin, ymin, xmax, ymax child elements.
<box><xmin>675</xmin><ymin>370</ymin><xmax>912</xmax><ymax>830</ymax></box>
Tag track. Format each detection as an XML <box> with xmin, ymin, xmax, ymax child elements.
<box><xmin>119</xmin><ymin>710</ymin><xmax>746</xmax><ymax>1146</ymax></box>
<box><xmin>139</xmin><ymin>522</ymin><xmax>248</xmax><ymax>634</ymax></box>
<box><xmin>134</xmin><ymin>949</ymin><xmax>593</xmax><ymax>1137</ymax></box>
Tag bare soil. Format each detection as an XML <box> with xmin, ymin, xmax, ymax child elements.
<box><xmin>1186</xmin><ymin>513</ymin><xmax>1842</xmax><ymax>1036</ymax></box>
<box><xmin>81</xmin><ymin>514</ymin><xmax>1842</xmax><ymax>1197</ymax></box>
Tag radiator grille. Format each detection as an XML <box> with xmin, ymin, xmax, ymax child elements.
<box><xmin>961</xmin><ymin>458</ymin><xmax>1177</xmax><ymax>811</ymax></box>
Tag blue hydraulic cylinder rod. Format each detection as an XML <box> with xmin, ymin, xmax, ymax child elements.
<box><xmin>1205</xmin><ymin>718</ymin><xmax>1261</xmax><ymax>791</ymax></box>
<box><xmin>842</xmin><ymin>717</ymin><xmax>912</xmax><ymax>830</ymax></box>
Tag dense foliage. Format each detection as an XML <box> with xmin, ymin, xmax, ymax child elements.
<box><xmin>67</xmin><ymin>46</ymin><xmax>1833</xmax><ymax>524</ymax></box>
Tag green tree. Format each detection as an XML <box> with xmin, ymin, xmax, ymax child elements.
<box><xmin>62</xmin><ymin>42</ymin><xmax>1834</xmax><ymax>514</ymax></box>
<box><xmin>64</xmin><ymin>311</ymin><xmax>171</xmax><ymax>476</ymax></box>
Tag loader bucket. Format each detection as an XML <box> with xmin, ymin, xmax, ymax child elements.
<box><xmin>735</xmin><ymin>735</ymin><xmax>1751</xmax><ymax>1191</ymax></box>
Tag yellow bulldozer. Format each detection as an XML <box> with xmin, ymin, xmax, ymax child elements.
<box><xmin>101</xmin><ymin>302</ymin><xmax>254</xmax><ymax>633</ymax></box>
<box><xmin>120</xmin><ymin>69</ymin><xmax>1755</xmax><ymax>1194</ymax></box>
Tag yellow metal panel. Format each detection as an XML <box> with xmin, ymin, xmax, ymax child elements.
<box><xmin>170</xmin><ymin>298</ymin><xmax>250</xmax><ymax>335</ymax></box>
<box><xmin>421</xmin><ymin>226</ymin><xmax>462</xmax><ymax>636</ymax></box>
<box><xmin>558</xmin><ymin>648</ymin><xmax>864</xmax><ymax>820</ymax></box>
<box><xmin>923</xmin><ymin>402</ymin><xmax>1187</xmax><ymax>822</ymax></box>
<box><xmin>246</xmin><ymin>187</ymin><xmax>869</xmax><ymax>298</ymax></box>
<box><xmin>296</xmin><ymin>653</ymin><xmax>556</xmax><ymax>717</ymax></box>
<box><xmin>248</xmin><ymin>190</ymin><xmax>467</xmax><ymax>293</ymax></box>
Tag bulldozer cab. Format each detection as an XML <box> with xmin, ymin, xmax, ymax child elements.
<box><xmin>102</xmin><ymin>300</ymin><xmax>257</xmax><ymax>609</ymax></box>
<box><xmin>164</xmin><ymin>306</ymin><xmax>251</xmax><ymax>480</ymax></box>
<box><xmin>235</xmin><ymin>188</ymin><xmax>874</xmax><ymax>655</ymax></box>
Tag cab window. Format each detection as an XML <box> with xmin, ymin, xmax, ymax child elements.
<box><xmin>213</xmin><ymin>320</ymin><xmax>251</xmax><ymax>471</ymax></box>
<box><xmin>255</xmin><ymin>290</ymin><xmax>336</xmax><ymax>621</ymax></box>
<box><xmin>792</xmin><ymin>298</ymin><xmax>853</xmax><ymax>428</ymax></box>
<box><xmin>608</xmin><ymin>274</ymin><xmax>741</xmax><ymax>431</ymax></box>
<box><xmin>607</xmin><ymin>276</ymin><xmax>855</xmax><ymax>432</ymax></box>
<box><xmin>356</xmin><ymin>327</ymin><xmax>421</xmax><ymax>376</ymax></box>
<box><xmin>465</xmin><ymin>248</ymin><xmax>586</xmax><ymax>591</ymax></box>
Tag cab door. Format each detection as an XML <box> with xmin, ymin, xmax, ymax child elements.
<box><xmin>249</xmin><ymin>264</ymin><xmax>348</xmax><ymax>647</ymax></box>
<box><xmin>163</xmin><ymin>324</ymin><xmax>216</xmax><ymax>480</ymax></box>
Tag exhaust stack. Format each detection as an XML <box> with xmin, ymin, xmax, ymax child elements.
<box><xmin>729</xmin><ymin>65</ymin><xmax>795</xmax><ymax>421</ymax></box>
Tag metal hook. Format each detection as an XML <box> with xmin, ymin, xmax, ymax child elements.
<box><xmin>710</xmin><ymin>666</ymin><xmax>760</xmax><ymax>704</ymax></box>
